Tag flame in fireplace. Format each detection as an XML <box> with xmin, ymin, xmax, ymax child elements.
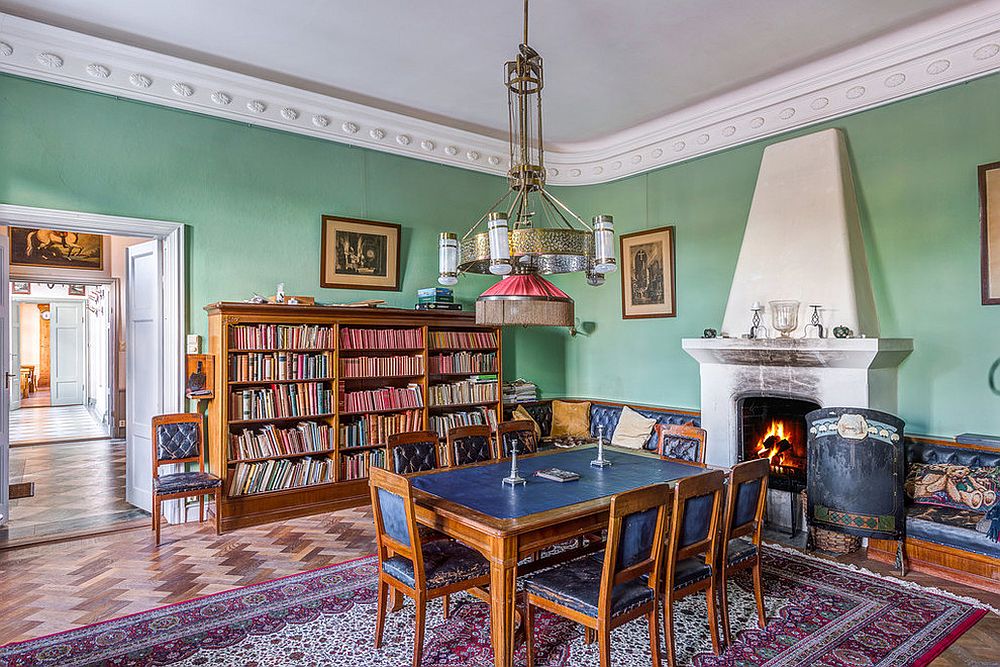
<box><xmin>754</xmin><ymin>419</ymin><xmax>799</xmax><ymax>468</ymax></box>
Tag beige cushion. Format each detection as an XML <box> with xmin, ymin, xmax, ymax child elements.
<box><xmin>512</xmin><ymin>404</ymin><xmax>542</xmax><ymax>441</ymax></box>
<box><xmin>550</xmin><ymin>400</ymin><xmax>591</xmax><ymax>438</ymax></box>
<box><xmin>611</xmin><ymin>405</ymin><xmax>657</xmax><ymax>449</ymax></box>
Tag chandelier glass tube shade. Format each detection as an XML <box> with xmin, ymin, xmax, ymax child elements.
<box><xmin>437</xmin><ymin>0</ymin><xmax>616</xmax><ymax>327</ymax></box>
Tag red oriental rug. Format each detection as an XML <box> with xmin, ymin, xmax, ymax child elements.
<box><xmin>0</xmin><ymin>545</ymin><xmax>992</xmax><ymax>666</ymax></box>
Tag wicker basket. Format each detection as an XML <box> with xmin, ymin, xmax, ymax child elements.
<box><xmin>800</xmin><ymin>491</ymin><xmax>862</xmax><ymax>555</ymax></box>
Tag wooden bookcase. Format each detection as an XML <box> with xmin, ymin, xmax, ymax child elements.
<box><xmin>205</xmin><ymin>302</ymin><xmax>501</xmax><ymax>531</ymax></box>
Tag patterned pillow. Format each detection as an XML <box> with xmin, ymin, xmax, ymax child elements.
<box><xmin>906</xmin><ymin>463</ymin><xmax>999</xmax><ymax>513</ymax></box>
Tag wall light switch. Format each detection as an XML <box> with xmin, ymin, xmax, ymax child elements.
<box><xmin>186</xmin><ymin>334</ymin><xmax>201</xmax><ymax>354</ymax></box>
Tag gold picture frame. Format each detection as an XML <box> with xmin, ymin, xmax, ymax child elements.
<box><xmin>980</xmin><ymin>161</ymin><xmax>1000</xmax><ymax>305</ymax></box>
<box><xmin>8</xmin><ymin>227</ymin><xmax>104</xmax><ymax>271</ymax></box>
<box><xmin>620</xmin><ymin>226</ymin><xmax>676</xmax><ymax>319</ymax></box>
<box><xmin>320</xmin><ymin>216</ymin><xmax>401</xmax><ymax>291</ymax></box>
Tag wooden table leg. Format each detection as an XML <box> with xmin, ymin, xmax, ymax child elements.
<box><xmin>489</xmin><ymin>539</ymin><xmax>518</xmax><ymax>667</ymax></box>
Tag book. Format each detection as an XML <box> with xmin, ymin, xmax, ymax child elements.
<box><xmin>418</xmin><ymin>294</ymin><xmax>454</xmax><ymax>303</ymax></box>
<box><xmin>415</xmin><ymin>302</ymin><xmax>462</xmax><ymax>311</ymax></box>
<box><xmin>534</xmin><ymin>468</ymin><xmax>581</xmax><ymax>482</ymax></box>
<box><xmin>417</xmin><ymin>287</ymin><xmax>453</xmax><ymax>298</ymax></box>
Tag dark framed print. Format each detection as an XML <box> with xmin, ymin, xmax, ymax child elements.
<box><xmin>980</xmin><ymin>161</ymin><xmax>1000</xmax><ymax>304</ymax></box>
<box><xmin>320</xmin><ymin>216</ymin><xmax>401</xmax><ymax>291</ymax></box>
<box><xmin>11</xmin><ymin>281</ymin><xmax>31</xmax><ymax>295</ymax></box>
<box><xmin>8</xmin><ymin>227</ymin><xmax>104</xmax><ymax>271</ymax></box>
<box><xmin>68</xmin><ymin>284</ymin><xmax>86</xmax><ymax>296</ymax></box>
<box><xmin>620</xmin><ymin>225</ymin><xmax>676</xmax><ymax>319</ymax></box>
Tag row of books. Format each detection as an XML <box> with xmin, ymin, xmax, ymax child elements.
<box><xmin>429</xmin><ymin>351</ymin><xmax>497</xmax><ymax>375</ymax></box>
<box><xmin>231</xmin><ymin>324</ymin><xmax>333</xmax><ymax>350</ymax></box>
<box><xmin>230</xmin><ymin>421</ymin><xmax>333</xmax><ymax>461</ymax></box>
<box><xmin>429</xmin><ymin>331</ymin><xmax>497</xmax><ymax>349</ymax></box>
<box><xmin>340</xmin><ymin>409</ymin><xmax>423</xmax><ymax>449</ymax></box>
<box><xmin>341</xmin><ymin>448</ymin><xmax>386</xmax><ymax>481</ymax></box>
<box><xmin>429</xmin><ymin>407</ymin><xmax>499</xmax><ymax>438</ymax></box>
<box><xmin>340</xmin><ymin>354</ymin><xmax>423</xmax><ymax>378</ymax></box>
<box><xmin>340</xmin><ymin>383</ymin><xmax>424</xmax><ymax>413</ymax></box>
<box><xmin>230</xmin><ymin>352</ymin><xmax>332</xmax><ymax>383</ymax></box>
<box><xmin>427</xmin><ymin>376</ymin><xmax>498</xmax><ymax>406</ymax></box>
<box><xmin>231</xmin><ymin>383</ymin><xmax>333</xmax><ymax>420</ymax></box>
<box><xmin>340</xmin><ymin>327</ymin><xmax>422</xmax><ymax>350</ymax></box>
<box><xmin>229</xmin><ymin>456</ymin><xmax>335</xmax><ymax>496</ymax></box>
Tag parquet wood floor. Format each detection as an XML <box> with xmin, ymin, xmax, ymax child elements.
<box><xmin>0</xmin><ymin>509</ymin><xmax>995</xmax><ymax>667</ymax></box>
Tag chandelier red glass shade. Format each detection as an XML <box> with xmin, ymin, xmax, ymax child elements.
<box><xmin>475</xmin><ymin>274</ymin><xmax>574</xmax><ymax>328</ymax></box>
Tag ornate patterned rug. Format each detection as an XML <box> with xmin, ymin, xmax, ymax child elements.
<box><xmin>0</xmin><ymin>544</ymin><xmax>991</xmax><ymax>667</ymax></box>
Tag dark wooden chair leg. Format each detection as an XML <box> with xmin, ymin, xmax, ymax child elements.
<box><xmin>153</xmin><ymin>497</ymin><xmax>161</xmax><ymax>546</ymax></box>
<box><xmin>412</xmin><ymin>595</ymin><xmax>427</xmax><ymax>667</ymax></box>
<box><xmin>706</xmin><ymin>583</ymin><xmax>721</xmax><ymax>654</ymax></box>
<box><xmin>374</xmin><ymin>579</ymin><xmax>388</xmax><ymax>649</ymax></box>
<box><xmin>597</xmin><ymin>625</ymin><xmax>612</xmax><ymax>667</ymax></box>
<box><xmin>524</xmin><ymin>601</ymin><xmax>535</xmax><ymax>667</ymax></box>
<box><xmin>584</xmin><ymin>627</ymin><xmax>594</xmax><ymax>644</ymax></box>
<box><xmin>199</xmin><ymin>495</ymin><xmax>205</xmax><ymax>523</ymax></box>
<box><xmin>719</xmin><ymin>572</ymin><xmax>732</xmax><ymax>648</ymax></box>
<box><xmin>214</xmin><ymin>489</ymin><xmax>222</xmax><ymax>534</ymax></box>
<box><xmin>648</xmin><ymin>605</ymin><xmax>662</xmax><ymax>667</ymax></box>
<box><xmin>442</xmin><ymin>593</ymin><xmax>450</xmax><ymax>619</ymax></box>
<box><xmin>752</xmin><ymin>559</ymin><xmax>766</xmax><ymax>627</ymax></box>
<box><xmin>664</xmin><ymin>597</ymin><xmax>676</xmax><ymax>667</ymax></box>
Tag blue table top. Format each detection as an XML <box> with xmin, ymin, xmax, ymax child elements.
<box><xmin>410</xmin><ymin>448</ymin><xmax>705</xmax><ymax>519</ymax></box>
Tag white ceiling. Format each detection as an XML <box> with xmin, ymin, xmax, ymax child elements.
<box><xmin>0</xmin><ymin>0</ymin><xmax>982</xmax><ymax>147</ymax></box>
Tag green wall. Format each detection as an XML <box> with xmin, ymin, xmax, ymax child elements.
<box><xmin>2</xmin><ymin>71</ymin><xmax>1000</xmax><ymax>437</ymax></box>
<box><xmin>514</xmin><ymin>73</ymin><xmax>1000</xmax><ymax>438</ymax></box>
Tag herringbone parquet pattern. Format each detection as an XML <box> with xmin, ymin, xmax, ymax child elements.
<box><xmin>0</xmin><ymin>508</ymin><xmax>375</xmax><ymax>644</ymax></box>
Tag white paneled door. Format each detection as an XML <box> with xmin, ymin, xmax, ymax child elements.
<box><xmin>9</xmin><ymin>302</ymin><xmax>20</xmax><ymax>412</ymax></box>
<box><xmin>49</xmin><ymin>301</ymin><xmax>86</xmax><ymax>406</ymax></box>
<box><xmin>125</xmin><ymin>240</ymin><xmax>161</xmax><ymax>513</ymax></box>
<box><xmin>0</xmin><ymin>234</ymin><xmax>9</xmax><ymax>525</ymax></box>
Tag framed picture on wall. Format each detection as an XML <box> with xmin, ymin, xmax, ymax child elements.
<box><xmin>68</xmin><ymin>284</ymin><xmax>86</xmax><ymax>296</ymax></box>
<box><xmin>620</xmin><ymin>226</ymin><xmax>676</xmax><ymax>319</ymax></box>
<box><xmin>11</xmin><ymin>281</ymin><xmax>31</xmax><ymax>295</ymax></box>
<box><xmin>320</xmin><ymin>215</ymin><xmax>401</xmax><ymax>291</ymax></box>
<box><xmin>980</xmin><ymin>161</ymin><xmax>1000</xmax><ymax>305</ymax></box>
<box><xmin>8</xmin><ymin>227</ymin><xmax>105</xmax><ymax>271</ymax></box>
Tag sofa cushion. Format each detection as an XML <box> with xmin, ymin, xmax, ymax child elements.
<box><xmin>906</xmin><ymin>463</ymin><xmax>999</xmax><ymax>513</ymax></box>
<box><xmin>512</xmin><ymin>404</ymin><xmax>542</xmax><ymax>441</ymax></box>
<box><xmin>611</xmin><ymin>405</ymin><xmax>657</xmax><ymax>450</ymax></box>
<box><xmin>906</xmin><ymin>504</ymin><xmax>1000</xmax><ymax>559</ymax></box>
<box><xmin>551</xmin><ymin>400</ymin><xmax>591</xmax><ymax>438</ymax></box>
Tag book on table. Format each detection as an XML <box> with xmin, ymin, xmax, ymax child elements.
<box><xmin>534</xmin><ymin>468</ymin><xmax>581</xmax><ymax>482</ymax></box>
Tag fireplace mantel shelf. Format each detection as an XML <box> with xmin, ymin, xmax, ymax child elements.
<box><xmin>682</xmin><ymin>337</ymin><xmax>913</xmax><ymax>370</ymax></box>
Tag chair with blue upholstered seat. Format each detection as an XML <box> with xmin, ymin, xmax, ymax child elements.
<box><xmin>718</xmin><ymin>458</ymin><xmax>769</xmax><ymax>647</ymax></box>
<box><xmin>522</xmin><ymin>483</ymin><xmax>671</xmax><ymax>667</ymax></box>
<box><xmin>655</xmin><ymin>422</ymin><xmax>707</xmax><ymax>464</ymax></box>
<box><xmin>662</xmin><ymin>469</ymin><xmax>725</xmax><ymax>666</ymax></box>
<box><xmin>495</xmin><ymin>419</ymin><xmax>538</xmax><ymax>458</ymax></box>
<box><xmin>369</xmin><ymin>467</ymin><xmax>491</xmax><ymax>667</ymax></box>
<box><xmin>447</xmin><ymin>424</ymin><xmax>495</xmax><ymax>466</ymax></box>
<box><xmin>151</xmin><ymin>413</ymin><xmax>221</xmax><ymax>545</ymax></box>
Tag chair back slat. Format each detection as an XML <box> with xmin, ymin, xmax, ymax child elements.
<box><xmin>448</xmin><ymin>425</ymin><xmax>495</xmax><ymax>466</ymax></box>
<box><xmin>151</xmin><ymin>414</ymin><xmax>204</xmax><ymax>475</ymax></box>
<box><xmin>495</xmin><ymin>420</ymin><xmax>538</xmax><ymax>458</ymax></box>
<box><xmin>667</xmin><ymin>470</ymin><xmax>724</xmax><ymax>566</ymax></box>
<box><xmin>723</xmin><ymin>458</ymin><xmax>770</xmax><ymax>544</ymax></box>
<box><xmin>388</xmin><ymin>431</ymin><xmax>441</xmax><ymax>474</ymax></box>
<box><xmin>369</xmin><ymin>467</ymin><xmax>424</xmax><ymax>586</ymax></box>
<box><xmin>598</xmin><ymin>484</ymin><xmax>671</xmax><ymax>613</ymax></box>
<box><xmin>656</xmin><ymin>423</ymin><xmax>707</xmax><ymax>464</ymax></box>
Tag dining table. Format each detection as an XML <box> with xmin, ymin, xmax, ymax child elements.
<box><xmin>408</xmin><ymin>445</ymin><xmax>710</xmax><ymax>667</ymax></box>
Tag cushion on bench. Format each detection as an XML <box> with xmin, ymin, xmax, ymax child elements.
<box><xmin>905</xmin><ymin>504</ymin><xmax>1000</xmax><ymax>559</ymax></box>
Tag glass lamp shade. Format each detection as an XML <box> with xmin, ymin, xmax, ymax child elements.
<box><xmin>438</xmin><ymin>232</ymin><xmax>459</xmax><ymax>285</ymax></box>
<box><xmin>586</xmin><ymin>269</ymin><xmax>605</xmax><ymax>286</ymax></box>
<box><xmin>487</xmin><ymin>212</ymin><xmax>512</xmax><ymax>275</ymax></box>
<box><xmin>592</xmin><ymin>214</ymin><xmax>617</xmax><ymax>273</ymax></box>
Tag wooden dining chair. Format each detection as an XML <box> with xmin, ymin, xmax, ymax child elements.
<box><xmin>494</xmin><ymin>419</ymin><xmax>539</xmax><ymax>458</ymax></box>
<box><xmin>151</xmin><ymin>413</ymin><xmax>222</xmax><ymax>545</ymax></box>
<box><xmin>662</xmin><ymin>469</ymin><xmax>725</xmax><ymax>666</ymax></box>
<box><xmin>447</xmin><ymin>424</ymin><xmax>495</xmax><ymax>466</ymax></box>
<box><xmin>522</xmin><ymin>483</ymin><xmax>671</xmax><ymax>667</ymax></box>
<box><xmin>718</xmin><ymin>458</ymin><xmax>770</xmax><ymax>646</ymax></box>
<box><xmin>387</xmin><ymin>430</ymin><xmax>442</xmax><ymax>474</ymax></box>
<box><xmin>655</xmin><ymin>422</ymin><xmax>707</xmax><ymax>464</ymax></box>
<box><xmin>369</xmin><ymin>467</ymin><xmax>491</xmax><ymax>667</ymax></box>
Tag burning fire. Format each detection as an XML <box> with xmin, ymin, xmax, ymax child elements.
<box><xmin>754</xmin><ymin>419</ymin><xmax>800</xmax><ymax>468</ymax></box>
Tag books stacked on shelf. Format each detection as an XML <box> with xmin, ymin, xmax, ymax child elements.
<box><xmin>230</xmin><ymin>352</ymin><xmax>331</xmax><ymax>382</ymax></box>
<box><xmin>231</xmin><ymin>324</ymin><xmax>333</xmax><ymax>350</ymax></box>
<box><xmin>502</xmin><ymin>378</ymin><xmax>538</xmax><ymax>403</ymax></box>
<box><xmin>430</xmin><ymin>351</ymin><xmax>497</xmax><ymax>374</ymax></box>
<box><xmin>340</xmin><ymin>409</ymin><xmax>423</xmax><ymax>448</ymax></box>
<box><xmin>341</xmin><ymin>383</ymin><xmax>424</xmax><ymax>413</ymax></box>
<box><xmin>415</xmin><ymin>287</ymin><xmax>461</xmax><ymax>311</ymax></box>
<box><xmin>429</xmin><ymin>407</ymin><xmax>498</xmax><ymax>438</ymax></box>
<box><xmin>341</xmin><ymin>448</ymin><xmax>386</xmax><ymax>480</ymax></box>
<box><xmin>429</xmin><ymin>331</ymin><xmax>497</xmax><ymax>349</ymax></box>
<box><xmin>229</xmin><ymin>456</ymin><xmax>335</xmax><ymax>496</ymax></box>
<box><xmin>231</xmin><ymin>421</ymin><xmax>334</xmax><ymax>460</ymax></box>
<box><xmin>231</xmin><ymin>382</ymin><xmax>333</xmax><ymax>420</ymax></box>
<box><xmin>428</xmin><ymin>375</ymin><xmax>498</xmax><ymax>406</ymax></box>
<box><xmin>340</xmin><ymin>327</ymin><xmax>422</xmax><ymax>350</ymax></box>
<box><xmin>341</xmin><ymin>354</ymin><xmax>423</xmax><ymax>378</ymax></box>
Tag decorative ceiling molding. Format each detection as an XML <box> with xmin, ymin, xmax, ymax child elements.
<box><xmin>2</xmin><ymin>8</ymin><xmax>1000</xmax><ymax>186</ymax></box>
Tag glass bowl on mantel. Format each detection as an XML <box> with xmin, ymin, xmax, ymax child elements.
<box><xmin>769</xmin><ymin>300</ymin><xmax>801</xmax><ymax>338</ymax></box>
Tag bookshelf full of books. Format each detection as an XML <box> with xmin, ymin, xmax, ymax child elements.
<box><xmin>206</xmin><ymin>302</ymin><xmax>501</xmax><ymax>531</ymax></box>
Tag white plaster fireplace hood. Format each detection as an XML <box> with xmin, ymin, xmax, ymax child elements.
<box><xmin>683</xmin><ymin>128</ymin><xmax>912</xmax><ymax>468</ymax></box>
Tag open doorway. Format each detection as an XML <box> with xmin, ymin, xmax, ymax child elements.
<box><xmin>0</xmin><ymin>210</ymin><xmax>184</xmax><ymax>547</ymax></box>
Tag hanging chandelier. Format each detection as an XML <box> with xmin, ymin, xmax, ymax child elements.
<box><xmin>438</xmin><ymin>0</ymin><xmax>616</xmax><ymax>327</ymax></box>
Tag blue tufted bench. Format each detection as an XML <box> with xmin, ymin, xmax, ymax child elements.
<box><xmin>504</xmin><ymin>398</ymin><xmax>700</xmax><ymax>451</ymax></box>
<box><xmin>867</xmin><ymin>434</ymin><xmax>1000</xmax><ymax>592</ymax></box>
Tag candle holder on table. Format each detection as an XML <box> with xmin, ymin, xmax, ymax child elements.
<box><xmin>591</xmin><ymin>425</ymin><xmax>612</xmax><ymax>468</ymax></box>
<box><xmin>502</xmin><ymin>435</ymin><xmax>527</xmax><ymax>486</ymax></box>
